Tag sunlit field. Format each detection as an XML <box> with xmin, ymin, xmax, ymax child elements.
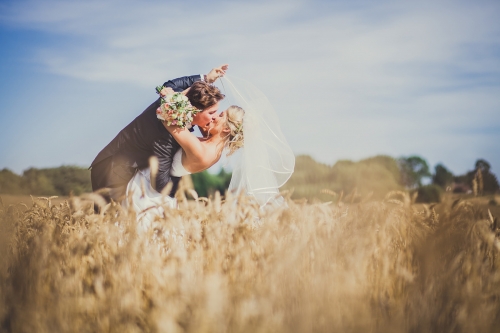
<box><xmin>1</xmin><ymin>189</ymin><xmax>500</xmax><ymax>332</ymax></box>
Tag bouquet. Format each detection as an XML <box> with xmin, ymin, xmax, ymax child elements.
<box><xmin>155</xmin><ymin>86</ymin><xmax>199</xmax><ymax>128</ymax></box>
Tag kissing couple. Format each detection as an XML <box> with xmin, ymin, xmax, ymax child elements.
<box><xmin>90</xmin><ymin>64</ymin><xmax>294</xmax><ymax>220</ymax></box>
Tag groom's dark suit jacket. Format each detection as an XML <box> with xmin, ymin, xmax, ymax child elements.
<box><xmin>90</xmin><ymin>74</ymin><xmax>201</xmax><ymax>201</ymax></box>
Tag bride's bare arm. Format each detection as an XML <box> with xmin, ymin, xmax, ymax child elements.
<box><xmin>163</xmin><ymin>124</ymin><xmax>210</xmax><ymax>165</ymax></box>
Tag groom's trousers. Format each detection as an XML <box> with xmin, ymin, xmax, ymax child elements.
<box><xmin>90</xmin><ymin>154</ymin><xmax>135</xmax><ymax>203</ymax></box>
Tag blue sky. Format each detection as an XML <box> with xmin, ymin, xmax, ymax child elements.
<box><xmin>0</xmin><ymin>0</ymin><xmax>499</xmax><ymax>178</ymax></box>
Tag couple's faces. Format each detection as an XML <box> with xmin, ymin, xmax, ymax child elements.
<box><xmin>192</xmin><ymin>101</ymin><xmax>219</xmax><ymax>130</ymax></box>
<box><xmin>191</xmin><ymin>101</ymin><xmax>228</xmax><ymax>136</ymax></box>
<box><xmin>208</xmin><ymin>110</ymin><xmax>228</xmax><ymax>136</ymax></box>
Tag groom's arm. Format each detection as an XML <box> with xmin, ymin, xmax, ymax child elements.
<box><xmin>153</xmin><ymin>135</ymin><xmax>180</xmax><ymax>194</ymax></box>
<box><xmin>161</xmin><ymin>65</ymin><xmax>229</xmax><ymax>92</ymax></box>
<box><xmin>162</xmin><ymin>75</ymin><xmax>202</xmax><ymax>92</ymax></box>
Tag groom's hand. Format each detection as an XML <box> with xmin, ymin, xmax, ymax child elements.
<box><xmin>206</xmin><ymin>64</ymin><xmax>228</xmax><ymax>83</ymax></box>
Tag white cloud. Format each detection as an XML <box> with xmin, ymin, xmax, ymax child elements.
<box><xmin>1</xmin><ymin>0</ymin><xmax>499</xmax><ymax>176</ymax></box>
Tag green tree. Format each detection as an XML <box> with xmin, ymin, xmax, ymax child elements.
<box><xmin>0</xmin><ymin>169</ymin><xmax>25</xmax><ymax>195</ymax></box>
<box><xmin>469</xmin><ymin>159</ymin><xmax>499</xmax><ymax>194</ymax></box>
<box><xmin>432</xmin><ymin>164</ymin><xmax>454</xmax><ymax>189</ymax></box>
<box><xmin>41</xmin><ymin>166</ymin><xmax>92</xmax><ymax>195</ymax></box>
<box><xmin>398</xmin><ymin>156</ymin><xmax>431</xmax><ymax>189</ymax></box>
<box><xmin>22</xmin><ymin>168</ymin><xmax>58</xmax><ymax>195</ymax></box>
<box><xmin>191</xmin><ymin>168</ymin><xmax>232</xmax><ymax>198</ymax></box>
<box><xmin>454</xmin><ymin>159</ymin><xmax>499</xmax><ymax>195</ymax></box>
<box><xmin>475</xmin><ymin>159</ymin><xmax>492</xmax><ymax>174</ymax></box>
<box><xmin>415</xmin><ymin>184</ymin><xmax>442</xmax><ymax>203</ymax></box>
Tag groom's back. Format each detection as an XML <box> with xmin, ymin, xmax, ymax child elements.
<box><xmin>90</xmin><ymin>99</ymin><xmax>180</xmax><ymax>194</ymax></box>
<box><xmin>92</xmin><ymin>99</ymin><xmax>176</xmax><ymax>167</ymax></box>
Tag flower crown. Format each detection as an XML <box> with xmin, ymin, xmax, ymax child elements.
<box><xmin>228</xmin><ymin>122</ymin><xmax>244</xmax><ymax>146</ymax></box>
<box><xmin>234</xmin><ymin>123</ymin><xmax>243</xmax><ymax>134</ymax></box>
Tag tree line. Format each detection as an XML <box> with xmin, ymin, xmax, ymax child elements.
<box><xmin>0</xmin><ymin>167</ymin><xmax>92</xmax><ymax>196</ymax></box>
<box><xmin>0</xmin><ymin>156</ymin><xmax>498</xmax><ymax>202</ymax></box>
<box><xmin>0</xmin><ymin>166</ymin><xmax>232</xmax><ymax>198</ymax></box>
<box><xmin>282</xmin><ymin>155</ymin><xmax>499</xmax><ymax>203</ymax></box>
<box><xmin>398</xmin><ymin>157</ymin><xmax>499</xmax><ymax>202</ymax></box>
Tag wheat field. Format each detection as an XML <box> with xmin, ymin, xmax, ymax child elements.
<box><xmin>0</xmin><ymin>190</ymin><xmax>499</xmax><ymax>332</ymax></box>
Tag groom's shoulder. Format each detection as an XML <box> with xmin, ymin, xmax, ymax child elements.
<box><xmin>122</xmin><ymin>99</ymin><xmax>173</xmax><ymax>139</ymax></box>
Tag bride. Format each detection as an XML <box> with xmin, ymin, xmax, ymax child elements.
<box><xmin>125</xmin><ymin>76</ymin><xmax>295</xmax><ymax>225</ymax></box>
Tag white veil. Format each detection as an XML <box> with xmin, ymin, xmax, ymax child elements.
<box><xmin>220</xmin><ymin>76</ymin><xmax>295</xmax><ymax>207</ymax></box>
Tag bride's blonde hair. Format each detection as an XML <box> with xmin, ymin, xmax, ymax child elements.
<box><xmin>224</xmin><ymin>106</ymin><xmax>245</xmax><ymax>156</ymax></box>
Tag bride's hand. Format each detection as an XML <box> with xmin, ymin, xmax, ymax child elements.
<box><xmin>206</xmin><ymin>64</ymin><xmax>228</xmax><ymax>83</ymax></box>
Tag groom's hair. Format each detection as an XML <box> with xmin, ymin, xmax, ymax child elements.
<box><xmin>186</xmin><ymin>81</ymin><xmax>224</xmax><ymax>110</ymax></box>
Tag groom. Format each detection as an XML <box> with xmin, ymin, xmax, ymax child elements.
<box><xmin>90</xmin><ymin>64</ymin><xmax>227</xmax><ymax>202</ymax></box>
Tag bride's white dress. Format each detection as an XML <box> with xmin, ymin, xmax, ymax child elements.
<box><xmin>125</xmin><ymin>149</ymin><xmax>190</xmax><ymax>228</ymax></box>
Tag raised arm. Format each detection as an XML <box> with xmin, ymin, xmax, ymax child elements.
<box><xmin>161</xmin><ymin>64</ymin><xmax>228</xmax><ymax>92</ymax></box>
